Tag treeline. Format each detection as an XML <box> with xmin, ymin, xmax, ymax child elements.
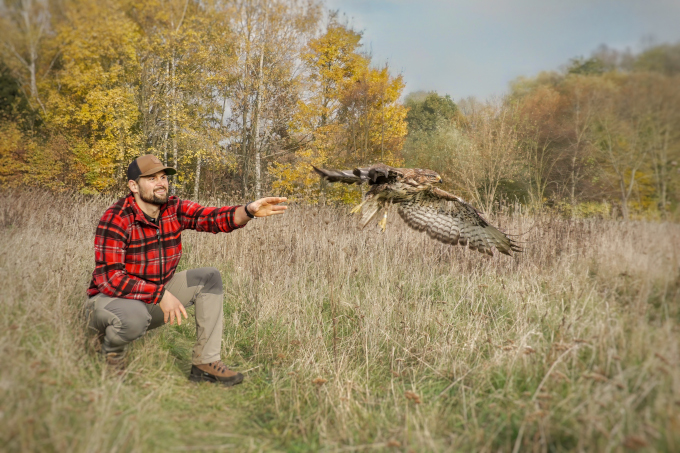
<box><xmin>403</xmin><ymin>45</ymin><xmax>680</xmax><ymax>219</ymax></box>
<box><xmin>1</xmin><ymin>1</ymin><xmax>679</xmax><ymax>219</ymax></box>
<box><xmin>0</xmin><ymin>0</ymin><xmax>406</xmax><ymax>200</ymax></box>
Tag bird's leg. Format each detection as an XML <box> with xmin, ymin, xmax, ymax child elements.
<box><xmin>378</xmin><ymin>211</ymin><xmax>387</xmax><ymax>232</ymax></box>
<box><xmin>350</xmin><ymin>200</ymin><xmax>365</xmax><ymax>214</ymax></box>
<box><xmin>379</xmin><ymin>203</ymin><xmax>390</xmax><ymax>233</ymax></box>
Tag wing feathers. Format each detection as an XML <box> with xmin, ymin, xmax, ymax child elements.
<box><xmin>311</xmin><ymin>165</ymin><xmax>521</xmax><ymax>257</ymax></box>
<box><xmin>398</xmin><ymin>190</ymin><xmax>521</xmax><ymax>256</ymax></box>
<box><xmin>312</xmin><ymin>166</ymin><xmax>365</xmax><ymax>185</ymax></box>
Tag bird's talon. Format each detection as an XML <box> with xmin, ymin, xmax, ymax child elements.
<box><xmin>379</xmin><ymin>214</ymin><xmax>387</xmax><ymax>232</ymax></box>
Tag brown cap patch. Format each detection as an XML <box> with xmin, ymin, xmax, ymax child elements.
<box><xmin>127</xmin><ymin>154</ymin><xmax>177</xmax><ymax>181</ymax></box>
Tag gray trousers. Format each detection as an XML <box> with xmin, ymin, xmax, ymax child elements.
<box><xmin>86</xmin><ymin>267</ymin><xmax>224</xmax><ymax>365</ymax></box>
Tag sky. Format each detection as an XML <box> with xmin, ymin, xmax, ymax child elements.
<box><xmin>324</xmin><ymin>0</ymin><xmax>680</xmax><ymax>101</ymax></box>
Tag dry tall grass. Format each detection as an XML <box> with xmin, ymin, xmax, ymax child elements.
<box><xmin>1</xmin><ymin>191</ymin><xmax>679</xmax><ymax>452</ymax></box>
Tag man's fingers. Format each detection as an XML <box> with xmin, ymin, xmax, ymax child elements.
<box><xmin>164</xmin><ymin>310</ymin><xmax>169</xmax><ymax>324</ymax></box>
<box><xmin>180</xmin><ymin>304</ymin><xmax>188</xmax><ymax>319</ymax></box>
<box><xmin>169</xmin><ymin>310</ymin><xmax>176</xmax><ymax>326</ymax></box>
<box><xmin>262</xmin><ymin>196</ymin><xmax>287</xmax><ymax>205</ymax></box>
<box><xmin>176</xmin><ymin>308</ymin><xmax>182</xmax><ymax>325</ymax></box>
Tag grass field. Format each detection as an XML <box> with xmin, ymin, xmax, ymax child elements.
<box><xmin>1</xmin><ymin>191</ymin><xmax>679</xmax><ymax>452</ymax></box>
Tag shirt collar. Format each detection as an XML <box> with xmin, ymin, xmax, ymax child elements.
<box><xmin>126</xmin><ymin>192</ymin><xmax>164</xmax><ymax>226</ymax></box>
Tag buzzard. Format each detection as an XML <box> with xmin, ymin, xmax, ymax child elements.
<box><xmin>313</xmin><ymin>164</ymin><xmax>521</xmax><ymax>256</ymax></box>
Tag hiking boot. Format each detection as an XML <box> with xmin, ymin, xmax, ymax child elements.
<box><xmin>189</xmin><ymin>360</ymin><xmax>243</xmax><ymax>386</ymax></box>
<box><xmin>104</xmin><ymin>352</ymin><xmax>126</xmax><ymax>374</ymax></box>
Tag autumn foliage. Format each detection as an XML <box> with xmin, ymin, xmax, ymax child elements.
<box><xmin>0</xmin><ymin>1</ymin><xmax>679</xmax><ymax>218</ymax></box>
<box><xmin>0</xmin><ymin>0</ymin><xmax>406</xmax><ymax>202</ymax></box>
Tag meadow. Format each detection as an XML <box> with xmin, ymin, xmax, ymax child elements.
<box><xmin>1</xmin><ymin>191</ymin><xmax>678</xmax><ymax>452</ymax></box>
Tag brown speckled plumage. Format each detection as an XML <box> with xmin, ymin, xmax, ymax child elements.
<box><xmin>313</xmin><ymin>164</ymin><xmax>521</xmax><ymax>256</ymax></box>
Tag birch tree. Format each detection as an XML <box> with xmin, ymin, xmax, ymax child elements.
<box><xmin>226</xmin><ymin>0</ymin><xmax>320</xmax><ymax>197</ymax></box>
<box><xmin>0</xmin><ymin>0</ymin><xmax>54</xmax><ymax>117</ymax></box>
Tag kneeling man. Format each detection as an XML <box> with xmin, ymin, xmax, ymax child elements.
<box><xmin>86</xmin><ymin>154</ymin><xmax>287</xmax><ymax>386</ymax></box>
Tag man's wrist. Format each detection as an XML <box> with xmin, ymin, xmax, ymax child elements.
<box><xmin>157</xmin><ymin>287</ymin><xmax>166</xmax><ymax>304</ymax></box>
<box><xmin>244</xmin><ymin>202</ymin><xmax>256</xmax><ymax>219</ymax></box>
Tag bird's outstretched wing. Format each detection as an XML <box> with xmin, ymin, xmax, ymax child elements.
<box><xmin>313</xmin><ymin>165</ymin><xmax>402</xmax><ymax>185</ymax></box>
<box><xmin>397</xmin><ymin>187</ymin><xmax>521</xmax><ymax>256</ymax></box>
<box><xmin>312</xmin><ymin>166</ymin><xmax>367</xmax><ymax>184</ymax></box>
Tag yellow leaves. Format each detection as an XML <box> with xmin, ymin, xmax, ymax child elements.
<box><xmin>6</xmin><ymin>0</ymin><xmax>408</xmax><ymax>198</ymax></box>
<box><xmin>40</xmin><ymin>0</ymin><xmax>143</xmax><ymax>192</ymax></box>
<box><xmin>0</xmin><ymin>122</ymin><xmax>33</xmax><ymax>188</ymax></box>
<box><xmin>279</xmin><ymin>21</ymin><xmax>408</xmax><ymax>203</ymax></box>
<box><xmin>305</xmin><ymin>20</ymin><xmax>366</xmax><ymax>95</ymax></box>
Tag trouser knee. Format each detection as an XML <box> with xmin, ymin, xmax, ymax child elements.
<box><xmin>90</xmin><ymin>298</ymin><xmax>152</xmax><ymax>353</ymax></box>
<box><xmin>187</xmin><ymin>267</ymin><xmax>223</xmax><ymax>295</ymax></box>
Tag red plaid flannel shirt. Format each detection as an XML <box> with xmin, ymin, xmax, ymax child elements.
<box><xmin>88</xmin><ymin>193</ymin><xmax>244</xmax><ymax>304</ymax></box>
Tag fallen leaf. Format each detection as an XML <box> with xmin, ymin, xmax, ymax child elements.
<box><xmin>404</xmin><ymin>391</ymin><xmax>421</xmax><ymax>404</ymax></box>
<box><xmin>622</xmin><ymin>435</ymin><xmax>647</xmax><ymax>449</ymax></box>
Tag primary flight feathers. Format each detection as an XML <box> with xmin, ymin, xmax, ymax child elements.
<box><xmin>313</xmin><ymin>164</ymin><xmax>521</xmax><ymax>256</ymax></box>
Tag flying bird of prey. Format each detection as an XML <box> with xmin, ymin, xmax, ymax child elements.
<box><xmin>313</xmin><ymin>164</ymin><xmax>521</xmax><ymax>256</ymax></box>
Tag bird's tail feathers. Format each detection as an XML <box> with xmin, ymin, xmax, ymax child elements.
<box><xmin>487</xmin><ymin>226</ymin><xmax>522</xmax><ymax>256</ymax></box>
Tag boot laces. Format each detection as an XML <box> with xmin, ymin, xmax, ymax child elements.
<box><xmin>211</xmin><ymin>360</ymin><xmax>228</xmax><ymax>374</ymax></box>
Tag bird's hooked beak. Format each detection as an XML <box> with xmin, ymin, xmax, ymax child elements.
<box><xmin>437</xmin><ymin>176</ymin><xmax>443</xmax><ymax>183</ymax></box>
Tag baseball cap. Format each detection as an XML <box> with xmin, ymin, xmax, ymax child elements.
<box><xmin>127</xmin><ymin>154</ymin><xmax>177</xmax><ymax>181</ymax></box>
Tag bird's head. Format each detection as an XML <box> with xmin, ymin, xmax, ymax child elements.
<box><xmin>416</xmin><ymin>170</ymin><xmax>443</xmax><ymax>186</ymax></box>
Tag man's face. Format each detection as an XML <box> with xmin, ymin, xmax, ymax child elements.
<box><xmin>135</xmin><ymin>171</ymin><xmax>169</xmax><ymax>205</ymax></box>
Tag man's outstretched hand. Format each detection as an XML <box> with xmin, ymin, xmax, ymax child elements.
<box><xmin>159</xmin><ymin>290</ymin><xmax>188</xmax><ymax>326</ymax></box>
<box><xmin>249</xmin><ymin>197</ymin><xmax>288</xmax><ymax>217</ymax></box>
<box><xmin>235</xmin><ymin>197</ymin><xmax>287</xmax><ymax>224</ymax></box>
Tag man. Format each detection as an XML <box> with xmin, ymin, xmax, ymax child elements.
<box><xmin>86</xmin><ymin>154</ymin><xmax>287</xmax><ymax>386</ymax></box>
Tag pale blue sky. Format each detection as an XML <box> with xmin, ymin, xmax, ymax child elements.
<box><xmin>324</xmin><ymin>0</ymin><xmax>680</xmax><ymax>101</ymax></box>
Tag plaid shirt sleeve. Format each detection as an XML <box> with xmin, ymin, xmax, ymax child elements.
<box><xmin>177</xmin><ymin>199</ymin><xmax>246</xmax><ymax>233</ymax></box>
<box><xmin>91</xmin><ymin>207</ymin><xmax>165</xmax><ymax>304</ymax></box>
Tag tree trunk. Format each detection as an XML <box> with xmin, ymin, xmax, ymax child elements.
<box><xmin>618</xmin><ymin>178</ymin><xmax>630</xmax><ymax>220</ymax></box>
<box><xmin>240</xmin><ymin>15</ymin><xmax>252</xmax><ymax>197</ymax></box>
<box><xmin>29</xmin><ymin>55</ymin><xmax>37</xmax><ymax>100</ymax></box>
<box><xmin>252</xmin><ymin>59</ymin><xmax>264</xmax><ymax>199</ymax></box>
<box><xmin>21</xmin><ymin>3</ymin><xmax>38</xmax><ymax>99</ymax></box>
<box><xmin>193</xmin><ymin>155</ymin><xmax>202</xmax><ymax>200</ymax></box>
<box><xmin>251</xmin><ymin>4</ymin><xmax>267</xmax><ymax>199</ymax></box>
<box><xmin>171</xmin><ymin>54</ymin><xmax>178</xmax><ymax>195</ymax></box>
<box><xmin>380</xmin><ymin>88</ymin><xmax>385</xmax><ymax>161</ymax></box>
<box><xmin>164</xmin><ymin>60</ymin><xmax>170</xmax><ymax>166</ymax></box>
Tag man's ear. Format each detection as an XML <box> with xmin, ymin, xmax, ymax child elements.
<box><xmin>128</xmin><ymin>180</ymin><xmax>138</xmax><ymax>194</ymax></box>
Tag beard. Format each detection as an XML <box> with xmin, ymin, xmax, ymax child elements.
<box><xmin>140</xmin><ymin>186</ymin><xmax>168</xmax><ymax>205</ymax></box>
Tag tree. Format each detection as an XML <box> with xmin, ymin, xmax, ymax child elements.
<box><xmin>404</xmin><ymin>91</ymin><xmax>457</xmax><ymax>134</ymax></box>
<box><xmin>43</xmin><ymin>0</ymin><xmax>141</xmax><ymax>192</ymax></box>
<box><xmin>593</xmin><ymin>74</ymin><xmax>654</xmax><ymax>220</ymax></box>
<box><xmin>450</xmin><ymin>100</ymin><xmax>523</xmax><ymax>214</ymax></box>
<box><xmin>271</xmin><ymin>17</ymin><xmax>407</xmax><ymax>203</ymax></box>
<box><xmin>0</xmin><ymin>61</ymin><xmax>32</xmax><ymax>121</ymax></box>
<box><xmin>0</xmin><ymin>0</ymin><xmax>54</xmax><ymax>117</ymax></box>
<box><xmin>515</xmin><ymin>84</ymin><xmax>563</xmax><ymax>207</ymax></box>
<box><xmin>223</xmin><ymin>0</ymin><xmax>321</xmax><ymax>198</ymax></box>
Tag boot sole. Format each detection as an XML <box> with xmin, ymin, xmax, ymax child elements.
<box><xmin>189</xmin><ymin>372</ymin><xmax>244</xmax><ymax>387</ymax></box>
